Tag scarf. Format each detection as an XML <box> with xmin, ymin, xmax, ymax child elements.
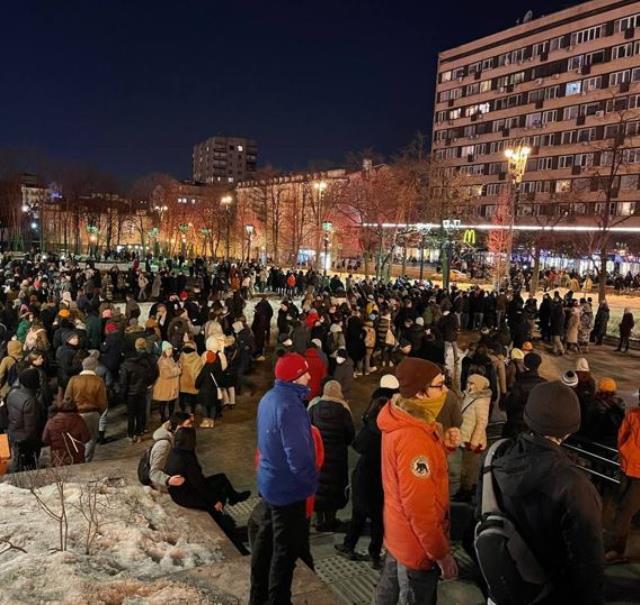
<box><xmin>395</xmin><ymin>391</ymin><xmax>448</xmax><ymax>423</ymax></box>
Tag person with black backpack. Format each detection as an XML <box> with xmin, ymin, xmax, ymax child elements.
<box><xmin>475</xmin><ymin>381</ymin><xmax>604</xmax><ymax>605</ymax></box>
<box><xmin>138</xmin><ymin>411</ymin><xmax>191</xmax><ymax>491</ymax></box>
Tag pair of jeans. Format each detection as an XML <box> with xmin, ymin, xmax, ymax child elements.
<box><xmin>374</xmin><ymin>553</ymin><xmax>439</xmax><ymax>605</ymax></box>
<box><xmin>79</xmin><ymin>411</ymin><xmax>100</xmax><ymax>462</ymax></box>
<box><xmin>343</xmin><ymin>508</ymin><xmax>383</xmax><ymax>560</ymax></box>
<box><xmin>250</xmin><ymin>499</ymin><xmax>309</xmax><ymax>605</ymax></box>
<box><xmin>154</xmin><ymin>399</ymin><xmax>176</xmax><ymax>423</ymax></box>
<box><xmin>179</xmin><ymin>392</ymin><xmax>198</xmax><ymax>414</ymax></box>
<box><xmin>126</xmin><ymin>394</ymin><xmax>146</xmax><ymax>438</ymax></box>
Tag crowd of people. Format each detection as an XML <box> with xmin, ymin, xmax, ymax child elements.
<box><xmin>0</xmin><ymin>252</ymin><xmax>638</xmax><ymax>605</ymax></box>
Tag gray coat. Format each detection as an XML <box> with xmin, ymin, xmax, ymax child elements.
<box><xmin>332</xmin><ymin>359</ymin><xmax>354</xmax><ymax>400</ymax></box>
<box><xmin>149</xmin><ymin>423</ymin><xmax>175</xmax><ymax>492</ymax></box>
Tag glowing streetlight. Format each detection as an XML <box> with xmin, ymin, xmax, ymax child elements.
<box><xmin>245</xmin><ymin>224</ymin><xmax>255</xmax><ymax>262</ymax></box>
<box><xmin>221</xmin><ymin>194</ymin><xmax>233</xmax><ymax>259</ymax></box>
<box><xmin>502</xmin><ymin>143</ymin><xmax>531</xmax><ymax>287</ymax></box>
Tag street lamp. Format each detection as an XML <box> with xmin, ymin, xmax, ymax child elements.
<box><xmin>416</xmin><ymin>223</ymin><xmax>433</xmax><ymax>282</ymax></box>
<box><xmin>441</xmin><ymin>219</ymin><xmax>462</xmax><ymax>291</ymax></box>
<box><xmin>314</xmin><ymin>181</ymin><xmax>328</xmax><ymax>271</ymax></box>
<box><xmin>322</xmin><ymin>220</ymin><xmax>333</xmax><ymax>276</ymax></box>
<box><xmin>245</xmin><ymin>224</ymin><xmax>254</xmax><ymax>263</ymax></box>
<box><xmin>504</xmin><ymin>143</ymin><xmax>531</xmax><ymax>286</ymax></box>
<box><xmin>221</xmin><ymin>194</ymin><xmax>233</xmax><ymax>260</ymax></box>
<box><xmin>178</xmin><ymin>223</ymin><xmax>190</xmax><ymax>257</ymax></box>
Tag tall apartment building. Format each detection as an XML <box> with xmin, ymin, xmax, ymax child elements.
<box><xmin>432</xmin><ymin>0</ymin><xmax>640</xmax><ymax>227</ymax></box>
<box><xmin>192</xmin><ymin>136</ymin><xmax>257</xmax><ymax>184</ymax></box>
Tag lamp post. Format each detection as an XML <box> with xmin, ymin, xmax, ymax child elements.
<box><xmin>86</xmin><ymin>225</ymin><xmax>99</xmax><ymax>258</ymax></box>
<box><xmin>321</xmin><ymin>220</ymin><xmax>333</xmax><ymax>276</ymax></box>
<box><xmin>221</xmin><ymin>194</ymin><xmax>233</xmax><ymax>260</ymax></box>
<box><xmin>417</xmin><ymin>224</ymin><xmax>433</xmax><ymax>283</ymax></box>
<box><xmin>152</xmin><ymin>205</ymin><xmax>168</xmax><ymax>257</ymax></box>
<box><xmin>245</xmin><ymin>224</ymin><xmax>254</xmax><ymax>262</ymax></box>
<box><xmin>314</xmin><ymin>181</ymin><xmax>327</xmax><ymax>271</ymax></box>
<box><xmin>504</xmin><ymin>143</ymin><xmax>531</xmax><ymax>287</ymax></box>
<box><xmin>200</xmin><ymin>227</ymin><xmax>211</xmax><ymax>256</ymax></box>
<box><xmin>441</xmin><ymin>219</ymin><xmax>462</xmax><ymax>292</ymax></box>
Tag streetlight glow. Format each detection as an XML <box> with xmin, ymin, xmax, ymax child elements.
<box><xmin>314</xmin><ymin>181</ymin><xmax>327</xmax><ymax>192</ymax></box>
<box><xmin>221</xmin><ymin>194</ymin><xmax>233</xmax><ymax>206</ymax></box>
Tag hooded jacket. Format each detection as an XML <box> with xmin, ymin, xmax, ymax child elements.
<box><xmin>149</xmin><ymin>423</ymin><xmax>175</xmax><ymax>491</ymax></box>
<box><xmin>618</xmin><ymin>408</ymin><xmax>640</xmax><ymax>479</ymax></box>
<box><xmin>179</xmin><ymin>348</ymin><xmax>203</xmax><ymax>394</ymax></box>
<box><xmin>0</xmin><ymin>340</ymin><xmax>23</xmax><ymax>398</ymax></box>
<box><xmin>491</xmin><ymin>433</ymin><xmax>604</xmax><ymax>604</ymax></box>
<box><xmin>459</xmin><ymin>387</ymin><xmax>491</xmax><ymax>450</ymax></box>
<box><xmin>303</xmin><ymin>347</ymin><xmax>328</xmax><ymax>402</ymax></box>
<box><xmin>42</xmin><ymin>408</ymin><xmax>90</xmax><ymax>465</ymax></box>
<box><xmin>257</xmin><ymin>380</ymin><xmax>317</xmax><ymax>506</ymax></box>
<box><xmin>377</xmin><ymin>396</ymin><xmax>451</xmax><ymax>570</ymax></box>
<box><xmin>119</xmin><ymin>350</ymin><xmax>159</xmax><ymax>398</ymax></box>
<box><xmin>64</xmin><ymin>370</ymin><xmax>108</xmax><ymax>414</ymax></box>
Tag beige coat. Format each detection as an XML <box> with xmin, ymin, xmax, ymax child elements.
<box><xmin>0</xmin><ymin>340</ymin><xmax>23</xmax><ymax>398</ymax></box>
<box><xmin>152</xmin><ymin>355</ymin><xmax>181</xmax><ymax>401</ymax></box>
<box><xmin>179</xmin><ymin>351</ymin><xmax>203</xmax><ymax>395</ymax></box>
<box><xmin>460</xmin><ymin>389</ymin><xmax>491</xmax><ymax>450</ymax></box>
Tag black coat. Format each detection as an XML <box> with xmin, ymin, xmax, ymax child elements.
<box><xmin>118</xmin><ymin>351</ymin><xmax>158</xmax><ymax>398</ymax></box>
<box><xmin>350</xmin><ymin>418</ymin><xmax>383</xmax><ymax>516</ymax></box>
<box><xmin>491</xmin><ymin>433</ymin><xmax>604</xmax><ymax>605</ymax></box>
<box><xmin>345</xmin><ymin>317</ymin><xmax>366</xmax><ymax>363</ymax></box>
<box><xmin>195</xmin><ymin>358</ymin><xmax>224</xmax><ymax>408</ymax></box>
<box><xmin>502</xmin><ymin>372</ymin><xmax>547</xmax><ymax>437</ymax></box>
<box><xmin>7</xmin><ymin>385</ymin><xmax>40</xmax><ymax>444</ymax></box>
<box><xmin>101</xmin><ymin>332</ymin><xmax>124</xmax><ymax>374</ymax></box>
<box><xmin>309</xmin><ymin>398</ymin><xmax>355</xmax><ymax>511</ymax></box>
<box><xmin>55</xmin><ymin>343</ymin><xmax>81</xmax><ymax>389</ymax></box>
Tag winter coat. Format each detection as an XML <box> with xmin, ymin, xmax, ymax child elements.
<box><xmin>0</xmin><ymin>340</ymin><xmax>23</xmax><ymax>398</ymax></box>
<box><xmin>593</xmin><ymin>306</ymin><xmax>609</xmax><ymax>338</ymax></box>
<box><xmin>566</xmin><ymin>309</ymin><xmax>580</xmax><ymax>344</ymax></box>
<box><xmin>550</xmin><ymin>302</ymin><xmax>565</xmax><ymax>336</ymax></box>
<box><xmin>118</xmin><ymin>351</ymin><xmax>159</xmax><ymax>398</ymax></box>
<box><xmin>377</xmin><ymin>398</ymin><xmax>450</xmax><ymax>571</ymax></box>
<box><xmin>257</xmin><ymin>380</ymin><xmax>317</xmax><ymax>506</ymax></box>
<box><xmin>350</xmin><ymin>417</ymin><xmax>383</xmax><ymax>516</ymax></box>
<box><xmin>195</xmin><ymin>356</ymin><xmax>226</xmax><ymax>408</ymax></box>
<box><xmin>7</xmin><ymin>385</ymin><xmax>41</xmax><ymax>445</ymax></box>
<box><xmin>152</xmin><ymin>355</ymin><xmax>181</xmax><ymax>401</ymax></box>
<box><xmin>84</xmin><ymin>314</ymin><xmax>102</xmax><ymax>350</ymax></box>
<box><xmin>303</xmin><ymin>347</ymin><xmax>328</xmax><ymax>402</ymax></box>
<box><xmin>291</xmin><ymin>323</ymin><xmax>310</xmax><ymax>355</ymax></box>
<box><xmin>491</xmin><ymin>433</ymin><xmax>604</xmax><ymax>604</ymax></box>
<box><xmin>149</xmin><ymin>423</ymin><xmax>175</xmax><ymax>492</ymax></box>
<box><xmin>503</xmin><ymin>371</ymin><xmax>547</xmax><ymax>438</ymax></box>
<box><xmin>64</xmin><ymin>371</ymin><xmax>108</xmax><ymax>414</ymax></box>
<box><xmin>55</xmin><ymin>343</ymin><xmax>82</xmax><ymax>390</ymax></box>
<box><xmin>308</xmin><ymin>397</ymin><xmax>355</xmax><ymax>511</ymax></box>
<box><xmin>42</xmin><ymin>410</ymin><xmax>90</xmax><ymax>465</ymax></box>
<box><xmin>179</xmin><ymin>350</ymin><xmax>203</xmax><ymax>394</ymax></box>
<box><xmin>332</xmin><ymin>358</ymin><xmax>354</xmax><ymax>400</ymax></box>
<box><xmin>620</xmin><ymin>312</ymin><xmax>635</xmax><ymax>338</ymax></box>
<box><xmin>437</xmin><ymin>312</ymin><xmax>459</xmax><ymax>343</ymax></box>
<box><xmin>345</xmin><ymin>317</ymin><xmax>366</xmax><ymax>362</ymax></box>
<box><xmin>460</xmin><ymin>388</ymin><xmax>491</xmax><ymax>450</ymax></box>
<box><xmin>101</xmin><ymin>332</ymin><xmax>124</xmax><ymax>374</ymax></box>
<box><xmin>618</xmin><ymin>408</ymin><xmax>640</xmax><ymax>479</ymax></box>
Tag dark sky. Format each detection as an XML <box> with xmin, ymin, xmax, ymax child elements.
<box><xmin>1</xmin><ymin>0</ymin><xmax>579</xmax><ymax>181</ymax></box>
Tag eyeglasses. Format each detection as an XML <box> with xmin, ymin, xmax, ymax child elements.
<box><xmin>428</xmin><ymin>382</ymin><xmax>446</xmax><ymax>390</ymax></box>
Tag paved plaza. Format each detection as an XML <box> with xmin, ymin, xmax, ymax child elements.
<box><xmin>92</xmin><ymin>320</ymin><xmax>640</xmax><ymax>604</ymax></box>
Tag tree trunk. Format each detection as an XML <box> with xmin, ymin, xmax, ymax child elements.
<box><xmin>598</xmin><ymin>245</ymin><xmax>607</xmax><ymax>303</ymax></box>
<box><xmin>401</xmin><ymin>245</ymin><xmax>407</xmax><ymax>276</ymax></box>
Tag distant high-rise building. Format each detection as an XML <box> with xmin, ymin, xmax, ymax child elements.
<box><xmin>192</xmin><ymin>136</ymin><xmax>257</xmax><ymax>184</ymax></box>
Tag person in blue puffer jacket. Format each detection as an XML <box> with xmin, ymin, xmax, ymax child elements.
<box><xmin>250</xmin><ymin>353</ymin><xmax>318</xmax><ymax>605</ymax></box>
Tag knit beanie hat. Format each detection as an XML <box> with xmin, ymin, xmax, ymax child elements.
<box><xmin>322</xmin><ymin>380</ymin><xmax>344</xmax><ymax>400</ymax></box>
<box><xmin>275</xmin><ymin>353</ymin><xmax>309</xmax><ymax>382</ymax></box>
<box><xmin>19</xmin><ymin>368</ymin><xmax>41</xmax><ymax>391</ymax></box>
<box><xmin>576</xmin><ymin>357</ymin><xmax>590</xmax><ymax>372</ymax></box>
<box><xmin>562</xmin><ymin>370</ymin><xmax>579</xmax><ymax>388</ymax></box>
<box><xmin>205</xmin><ymin>350</ymin><xmax>216</xmax><ymax>363</ymax></box>
<box><xmin>311</xmin><ymin>338</ymin><xmax>322</xmax><ymax>348</ymax></box>
<box><xmin>135</xmin><ymin>337</ymin><xmax>147</xmax><ymax>351</ymax></box>
<box><xmin>82</xmin><ymin>356</ymin><xmax>99</xmax><ymax>372</ymax></box>
<box><xmin>58</xmin><ymin>308</ymin><xmax>70</xmax><ymax>319</ymax></box>
<box><xmin>598</xmin><ymin>377</ymin><xmax>617</xmax><ymax>393</ymax></box>
<box><xmin>145</xmin><ymin>318</ymin><xmax>158</xmax><ymax>329</ymax></box>
<box><xmin>524</xmin><ymin>381</ymin><xmax>580</xmax><ymax>438</ymax></box>
<box><xmin>522</xmin><ymin>341</ymin><xmax>533</xmax><ymax>352</ymax></box>
<box><xmin>395</xmin><ymin>358</ymin><xmax>442</xmax><ymax>398</ymax></box>
<box><xmin>380</xmin><ymin>374</ymin><xmax>400</xmax><ymax>390</ymax></box>
<box><xmin>161</xmin><ymin>341</ymin><xmax>173</xmax><ymax>354</ymax></box>
<box><xmin>524</xmin><ymin>352</ymin><xmax>542</xmax><ymax>371</ymax></box>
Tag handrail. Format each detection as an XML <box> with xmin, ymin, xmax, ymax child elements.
<box><xmin>562</xmin><ymin>443</ymin><xmax>620</xmax><ymax>467</ymax></box>
<box><xmin>572</xmin><ymin>465</ymin><xmax>620</xmax><ymax>485</ymax></box>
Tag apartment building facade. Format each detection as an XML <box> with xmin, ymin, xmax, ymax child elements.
<box><xmin>192</xmin><ymin>136</ymin><xmax>257</xmax><ymax>184</ymax></box>
<box><xmin>433</xmin><ymin>0</ymin><xmax>640</xmax><ymax>228</ymax></box>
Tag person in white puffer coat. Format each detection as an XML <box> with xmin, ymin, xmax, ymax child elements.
<box><xmin>456</xmin><ymin>373</ymin><xmax>491</xmax><ymax>500</ymax></box>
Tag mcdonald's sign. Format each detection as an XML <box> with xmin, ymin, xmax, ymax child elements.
<box><xmin>463</xmin><ymin>229</ymin><xmax>476</xmax><ymax>245</ymax></box>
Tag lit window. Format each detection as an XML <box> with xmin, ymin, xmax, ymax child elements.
<box><xmin>441</xmin><ymin>71</ymin><xmax>452</xmax><ymax>83</ymax></box>
<box><xmin>228</xmin><ymin>177</ymin><xmax>234</xmax><ymax>183</ymax></box>
<box><xmin>565</xmin><ymin>81</ymin><xmax>582</xmax><ymax>96</ymax></box>
<box><xmin>555</xmin><ymin>180</ymin><xmax>571</xmax><ymax>193</ymax></box>
<box><xmin>237</xmin><ymin>145</ymin><xmax>244</xmax><ymax>152</ymax></box>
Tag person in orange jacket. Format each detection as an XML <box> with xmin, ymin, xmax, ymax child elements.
<box><xmin>374</xmin><ymin>357</ymin><xmax>461</xmax><ymax>604</ymax></box>
<box><xmin>606</xmin><ymin>395</ymin><xmax>640</xmax><ymax>562</ymax></box>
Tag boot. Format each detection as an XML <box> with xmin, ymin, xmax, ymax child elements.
<box><xmin>97</xmin><ymin>430</ymin><xmax>105</xmax><ymax>445</ymax></box>
<box><xmin>229</xmin><ymin>489</ymin><xmax>251</xmax><ymax>506</ymax></box>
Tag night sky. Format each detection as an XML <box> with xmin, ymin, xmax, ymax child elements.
<box><xmin>1</xmin><ymin>0</ymin><xmax>580</xmax><ymax>181</ymax></box>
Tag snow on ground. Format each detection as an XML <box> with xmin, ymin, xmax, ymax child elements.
<box><xmin>0</xmin><ymin>479</ymin><xmax>231</xmax><ymax>605</ymax></box>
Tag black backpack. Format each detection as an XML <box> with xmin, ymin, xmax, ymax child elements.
<box><xmin>474</xmin><ymin>438</ymin><xmax>552</xmax><ymax>605</ymax></box>
<box><xmin>137</xmin><ymin>438</ymin><xmax>170</xmax><ymax>486</ymax></box>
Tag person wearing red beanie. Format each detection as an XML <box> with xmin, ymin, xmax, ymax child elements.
<box><xmin>251</xmin><ymin>352</ymin><xmax>317</xmax><ymax>604</ymax></box>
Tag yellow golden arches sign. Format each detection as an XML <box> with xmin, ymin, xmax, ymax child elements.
<box><xmin>463</xmin><ymin>229</ymin><xmax>476</xmax><ymax>245</ymax></box>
